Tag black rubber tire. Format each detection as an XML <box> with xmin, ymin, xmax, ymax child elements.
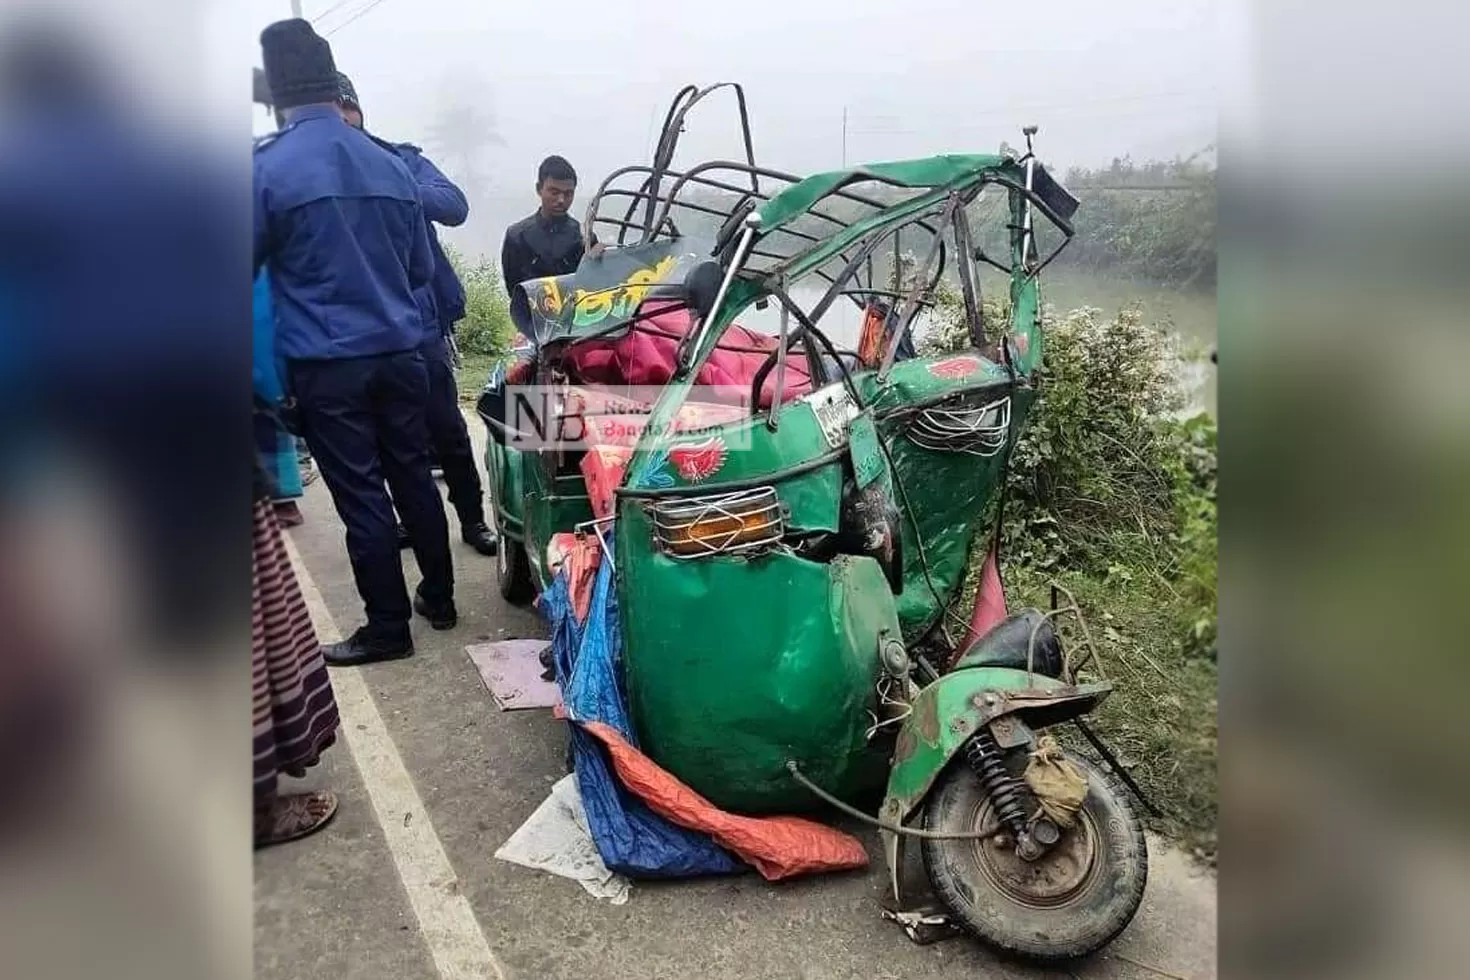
<box><xmin>491</xmin><ymin>503</ymin><xmax>536</xmax><ymax>604</ymax></box>
<box><xmin>498</xmin><ymin>536</ymin><xmax>535</xmax><ymax>604</ymax></box>
<box><xmin>921</xmin><ymin>747</ymin><xmax>1148</xmax><ymax>962</ymax></box>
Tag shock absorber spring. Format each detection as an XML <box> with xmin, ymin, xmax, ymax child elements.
<box><xmin>964</xmin><ymin>729</ymin><xmax>1029</xmax><ymax>838</ymax></box>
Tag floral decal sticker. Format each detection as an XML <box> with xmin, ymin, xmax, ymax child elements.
<box><xmin>668</xmin><ymin>437</ymin><xmax>728</xmax><ymax>482</ymax></box>
<box><xmin>635</xmin><ymin>437</ymin><xmax>729</xmax><ymax>487</ymax></box>
<box><xmin>635</xmin><ymin>449</ymin><xmax>677</xmax><ymax>490</ymax></box>
<box><xmin>928</xmin><ymin>356</ymin><xmax>982</xmax><ymax>380</ymax></box>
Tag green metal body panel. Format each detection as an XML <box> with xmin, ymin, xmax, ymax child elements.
<box><xmin>855</xmin><ymin>352</ymin><xmax>1011</xmax><ymax>411</ymax></box>
<box><xmin>851</xmin><ymin>356</ymin><xmax>1040</xmax><ymax>642</ymax></box>
<box><xmin>616</xmin><ymin>498</ymin><xmax>898</xmax><ymax>813</ymax></box>
<box><xmin>627</xmin><ymin>388</ymin><xmax>846</xmax><ymax>534</ymax></box>
<box><xmin>486</xmin><ymin>432</ymin><xmax>594</xmax><ymax>590</ymax></box>
<box><xmin>847</xmin><ymin>410</ymin><xmax>885</xmax><ymax>489</ymax></box>
<box><xmin>1006</xmin><ymin>194</ymin><xmax>1045</xmax><ymax>377</ymax></box>
<box><xmin>521</xmin><ymin>458</ymin><xmax>595</xmax><ymax>588</ymax></box>
<box><xmin>485</xmin><ymin>439</ymin><xmax>526</xmax><ymax>540</ymax></box>
<box><xmin>755</xmin><ymin>155</ymin><xmax>1014</xmax><ymax>235</ymax></box>
<box><xmin>882</xmin><ymin>668</ymin><xmax>1113</xmax><ymax>823</ymax></box>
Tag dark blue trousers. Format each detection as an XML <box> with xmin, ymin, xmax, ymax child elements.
<box><xmin>291</xmin><ymin>351</ymin><xmax>453</xmax><ymax>642</ymax></box>
<box><xmin>406</xmin><ymin>334</ymin><xmax>484</xmax><ymax>528</ymax></box>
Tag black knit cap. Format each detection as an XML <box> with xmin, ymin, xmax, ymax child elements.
<box><xmin>260</xmin><ymin>18</ymin><xmax>338</xmax><ymax>111</ymax></box>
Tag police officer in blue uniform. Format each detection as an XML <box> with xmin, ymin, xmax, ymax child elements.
<box><xmin>254</xmin><ymin>19</ymin><xmax>455</xmax><ymax>666</ymax></box>
<box><xmin>334</xmin><ymin>73</ymin><xmax>498</xmax><ymax>558</ymax></box>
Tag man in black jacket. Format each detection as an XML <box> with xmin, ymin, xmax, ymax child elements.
<box><xmin>500</xmin><ymin>155</ymin><xmax>601</xmax><ymax>335</ymax></box>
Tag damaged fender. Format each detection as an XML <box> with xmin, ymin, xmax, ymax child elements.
<box><xmin>878</xmin><ymin>667</ymin><xmax>1112</xmax><ymax>904</ymax></box>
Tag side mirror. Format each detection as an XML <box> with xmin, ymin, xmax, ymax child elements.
<box><xmin>683</xmin><ymin>260</ymin><xmax>723</xmax><ymax>321</ymax></box>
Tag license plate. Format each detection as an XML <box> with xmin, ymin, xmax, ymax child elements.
<box><xmin>806</xmin><ymin>385</ymin><xmax>857</xmax><ymax>449</ymax></box>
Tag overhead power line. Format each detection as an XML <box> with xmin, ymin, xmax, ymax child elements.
<box><xmin>324</xmin><ymin>0</ymin><xmax>394</xmax><ymax>37</ymax></box>
<box><xmin>312</xmin><ymin>0</ymin><xmax>358</xmax><ymax>20</ymax></box>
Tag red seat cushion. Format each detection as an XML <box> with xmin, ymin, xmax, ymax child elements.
<box><xmin>565</xmin><ymin>303</ymin><xmax>812</xmax><ymax>409</ymax></box>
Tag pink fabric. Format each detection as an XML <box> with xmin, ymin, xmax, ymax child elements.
<box><xmin>545</xmin><ymin>533</ymin><xmax>601</xmax><ymax>623</ymax></box>
<box><xmin>566</xmin><ymin>304</ymin><xmax>812</xmax><ymax>409</ymax></box>
<box><xmin>580</xmin><ymin>447</ymin><xmax>632</xmax><ymax>519</ymax></box>
<box><xmin>961</xmin><ymin>542</ymin><xmax>1009</xmax><ymax>655</ymax></box>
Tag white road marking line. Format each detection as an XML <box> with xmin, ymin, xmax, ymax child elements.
<box><xmin>284</xmin><ymin>535</ymin><xmax>506</xmax><ymax>980</ymax></box>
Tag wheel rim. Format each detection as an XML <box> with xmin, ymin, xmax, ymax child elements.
<box><xmin>965</xmin><ymin>798</ymin><xmax>1102</xmax><ymax>910</ymax></box>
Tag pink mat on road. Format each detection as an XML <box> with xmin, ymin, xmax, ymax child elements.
<box><xmin>465</xmin><ymin>639</ymin><xmax>562</xmax><ymax>711</ymax></box>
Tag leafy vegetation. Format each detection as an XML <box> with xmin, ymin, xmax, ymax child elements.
<box><xmin>925</xmin><ymin>293</ymin><xmax>1219</xmax><ymax>858</ymax></box>
<box><xmin>445</xmin><ymin>245</ymin><xmax>517</xmax><ymax>358</ymax></box>
<box><xmin>1056</xmin><ymin>154</ymin><xmax>1217</xmax><ymax>289</ymax></box>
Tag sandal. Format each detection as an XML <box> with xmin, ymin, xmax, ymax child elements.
<box><xmin>274</xmin><ymin>501</ymin><xmax>305</xmax><ymax>527</ymax></box>
<box><xmin>255</xmin><ymin>790</ymin><xmax>338</xmax><ymax>849</ymax></box>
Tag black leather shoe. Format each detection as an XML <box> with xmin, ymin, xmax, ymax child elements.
<box><xmin>396</xmin><ymin>524</ymin><xmax>411</xmax><ymax>550</ymax></box>
<box><xmin>413</xmin><ymin>591</ymin><xmax>458</xmax><ymax>630</ymax></box>
<box><xmin>461</xmin><ymin>521</ymin><xmax>499</xmax><ymax>556</ymax></box>
<box><xmin>322</xmin><ymin>628</ymin><xmax>413</xmax><ymax>667</ymax></box>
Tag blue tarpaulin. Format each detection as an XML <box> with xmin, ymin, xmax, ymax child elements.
<box><xmin>539</xmin><ymin>550</ymin><xmax>743</xmax><ymax>879</ymax></box>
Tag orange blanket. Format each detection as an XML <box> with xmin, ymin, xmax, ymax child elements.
<box><xmin>581</xmin><ymin>720</ymin><xmax>870</xmax><ymax>881</ymax></box>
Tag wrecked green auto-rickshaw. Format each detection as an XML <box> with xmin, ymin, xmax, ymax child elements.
<box><xmin>479</xmin><ymin>84</ymin><xmax>1148</xmax><ymax>962</ymax></box>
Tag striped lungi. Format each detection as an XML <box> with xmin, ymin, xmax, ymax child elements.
<box><xmin>252</xmin><ymin>498</ymin><xmax>338</xmax><ymax>803</ymax></box>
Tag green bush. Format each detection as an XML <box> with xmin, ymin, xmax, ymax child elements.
<box><xmin>1008</xmin><ymin>307</ymin><xmax>1186</xmax><ymax>561</ymax></box>
<box><xmin>924</xmin><ymin>293</ymin><xmax>1218</xmax><ymax>660</ymax></box>
<box><xmin>445</xmin><ymin>246</ymin><xmax>516</xmax><ymax>357</ymax></box>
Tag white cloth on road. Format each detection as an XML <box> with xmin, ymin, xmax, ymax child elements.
<box><xmin>494</xmin><ymin>774</ymin><xmax>631</xmax><ymax>905</ymax></box>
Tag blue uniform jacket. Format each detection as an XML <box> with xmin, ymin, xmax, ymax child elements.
<box><xmin>253</xmin><ymin>105</ymin><xmax>433</xmax><ymax>361</ymax></box>
<box><xmin>387</xmin><ymin>142</ymin><xmax>468</xmax><ymax>336</ymax></box>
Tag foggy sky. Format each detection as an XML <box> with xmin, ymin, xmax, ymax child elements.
<box><xmin>238</xmin><ymin>0</ymin><xmax>1221</xmax><ymax>256</ymax></box>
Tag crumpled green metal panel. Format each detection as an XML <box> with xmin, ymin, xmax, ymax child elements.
<box><xmin>852</xmin><ymin>354</ymin><xmax>1037</xmax><ymax>643</ymax></box>
<box><xmin>485</xmin><ymin>441</ymin><xmax>525</xmax><ymax>537</ymax></box>
<box><xmin>616</xmin><ymin>502</ymin><xmax>897</xmax><ymax>813</ymax></box>
<box><xmin>856</xmin><ymin>353</ymin><xmax>1010</xmax><ymax>413</ymax></box>
<box><xmin>883</xmin><ymin>434</ymin><xmax>1007</xmax><ymax>642</ymax></box>
<box><xmin>755</xmin><ymin>155</ymin><xmax>1015</xmax><ymax>234</ymax></box>
<box><xmin>626</xmin><ymin>397</ymin><xmax>844</xmax><ymax>534</ymax></box>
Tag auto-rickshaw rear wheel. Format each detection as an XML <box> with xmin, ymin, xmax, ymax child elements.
<box><xmin>921</xmin><ymin>748</ymin><xmax>1147</xmax><ymax>961</ymax></box>
<box><xmin>491</xmin><ymin>506</ymin><xmax>535</xmax><ymax>604</ymax></box>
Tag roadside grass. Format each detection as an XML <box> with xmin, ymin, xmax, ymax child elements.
<box><xmin>454</xmin><ymin>352</ymin><xmax>499</xmax><ymax>404</ymax></box>
<box><xmin>1001</xmin><ymin>563</ymin><xmax>1218</xmax><ymax>863</ymax></box>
